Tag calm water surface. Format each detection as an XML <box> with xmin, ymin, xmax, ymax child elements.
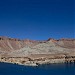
<box><xmin>0</xmin><ymin>62</ymin><xmax>75</xmax><ymax>75</ymax></box>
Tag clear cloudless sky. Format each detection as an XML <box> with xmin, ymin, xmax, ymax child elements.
<box><xmin>0</xmin><ymin>0</ymin><xmax>75</xmax><ymax>40</ymax></box>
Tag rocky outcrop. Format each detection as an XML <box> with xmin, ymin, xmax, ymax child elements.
<box><xmin>0</xmin><ymin>36</ymin><xmax>75</xmax><ymax>66</ymax></box>
<box><xmin>0</xmin><ymin>54</ymin><xmax>75</xmax><ymax>66</ymax></box>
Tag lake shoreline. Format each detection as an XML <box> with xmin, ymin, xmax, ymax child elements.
<box><xmin>0</xmin><ymin>55</ymin><xmax>75</xmax><ymax>66</ymax></box>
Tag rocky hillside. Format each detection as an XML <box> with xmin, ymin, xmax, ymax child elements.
<box><xmin>0</xmin><ymin>36</ymin><xmax>75</xmax><ymax>57</ymax></box>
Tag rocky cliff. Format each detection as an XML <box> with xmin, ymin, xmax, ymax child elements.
<box><xmin>0</xmin><ymin>36</ymin><xmax>75</xmax><ymax>66</ymax></box>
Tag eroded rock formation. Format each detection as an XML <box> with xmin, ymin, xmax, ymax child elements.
<box><xmin>0</xmin><ymin>36</ymin><xmax>75</xmax><ymax>66</ymax></box>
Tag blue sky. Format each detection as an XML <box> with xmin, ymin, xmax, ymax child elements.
<box><xmin>0</xmin><ymin>0</ymin><xmax>74</xmax><ymax>40</ymax></box>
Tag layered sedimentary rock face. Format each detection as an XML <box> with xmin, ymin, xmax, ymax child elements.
<box><xmin>0</xmin><ymin>36</ymin><xmax>39</xmax><ymax>51</ymax></box>
<box><xmin>0</xmin><ymin>36</ymin><xmax>75</xmax><ymax>57</ymax></box>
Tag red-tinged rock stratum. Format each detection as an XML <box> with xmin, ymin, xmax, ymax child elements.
<box><xmin>0</xmin><ymin>36</ymin><xmax>75</xmax><ymax>66</ymax></box>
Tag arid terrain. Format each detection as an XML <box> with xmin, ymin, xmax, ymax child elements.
<box><xmin>0</xmin><ymin>36</ymin><xmax>75</xmax><ymax>66</ymax></box>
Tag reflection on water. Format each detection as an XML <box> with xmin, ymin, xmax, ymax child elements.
<box><xmin>0</xmin><ymin>62</ymin><xmax>75</xmax><ymax>75</ymax></box>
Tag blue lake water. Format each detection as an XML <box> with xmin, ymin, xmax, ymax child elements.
<box><xmin>0</xmin><ymin>62</ymin><xmax>75</xmax><ymax>75</ymax></box>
